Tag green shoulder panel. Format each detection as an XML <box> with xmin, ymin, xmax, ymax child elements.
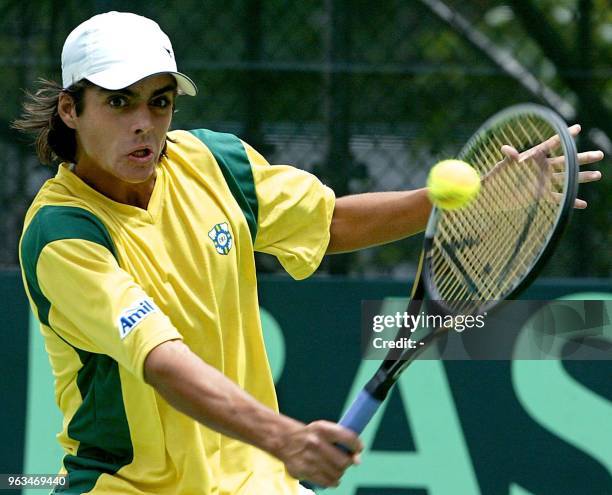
<box><xmin>20</xmin><ymin>205</ymin><xmax>133</xmax><ymax>493</ymax></box>
<box><xmin>20</xmin><ymin>205</ymin><xmax>118</xmax><ymax>327</ymax></box>
<box><xmin>188</xmin><ymin>129</ymin><xmax>259</xmax><ymax>242</ymax></box>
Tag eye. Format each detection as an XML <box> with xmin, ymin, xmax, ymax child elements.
<box><xmin>108</xmin><ymin>95</ymin><xmax>128</xmax><ymax>108</ymax></box>
<box><xmin>151</xmin><ymin>96</ymin><xmax>172</xmax><ymax>109</ymax></box>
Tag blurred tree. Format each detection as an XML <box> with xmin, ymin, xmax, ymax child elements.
<box><xmin>426</xmin><ymin>0</ymin><xmax>611</xmax><ymax>276</ymax></box>
<box><xmin>0</xmin><ymin>0</ymin><xmax>609</xmax><ymax>276</ymax></box>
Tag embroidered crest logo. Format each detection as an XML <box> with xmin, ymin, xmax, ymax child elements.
<box><xmin>208</xmin><ymin>222</ymin><xmax>233</xmax><ymax>255</ymax></box>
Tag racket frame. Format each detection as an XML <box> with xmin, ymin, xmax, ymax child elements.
<box><xmin>423</xmin><ymin>104</ymin><xmax>579</xmax><ymax>317</ymax></box>
<box><xmin>316</xmin><ymin>105</ymin><xmax>580</xmax><ymax>481</ymax></box>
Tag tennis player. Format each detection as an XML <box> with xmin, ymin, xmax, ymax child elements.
<box><xmin>14</xmin><ymin>11</ymin><xmax>603</xmax><ymax>495</ymax></box>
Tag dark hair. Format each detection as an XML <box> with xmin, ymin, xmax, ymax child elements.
<box><xmin>12</xmin><ymin>79</ymin><xmax>90</xmax><ymax>165</ymax></box>
<box><xmin>12</xmin><ymin>78</ymin><xmax>174</xmax><ymax>165</ymax></box>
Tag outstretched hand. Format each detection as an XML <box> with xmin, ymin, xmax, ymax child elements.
<box><xmin>499</xmin><ymin>124</ymin><xmax>604</xmax><ymax>209</ymax></box>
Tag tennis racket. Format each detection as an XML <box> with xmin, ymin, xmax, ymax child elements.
<box><xmin>338</xmin><ymin>103</ymin><xmax>578</xmax><ymax>447</ymax></box>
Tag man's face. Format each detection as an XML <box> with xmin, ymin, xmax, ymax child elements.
<box><xmin>70</xmin><ymin>74</ymin><xmax>176</xmax><ymax>185</ymax></box>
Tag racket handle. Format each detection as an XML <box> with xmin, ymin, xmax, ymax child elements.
<box><xmin>301</xmin><ymin>390</ymin><xmax>382</xmax><ymax>491</ymax></box>
<box><xmin>338</xmin><ymin>389</ymin><xmax>383</xmax><ymax>435</ymax></box>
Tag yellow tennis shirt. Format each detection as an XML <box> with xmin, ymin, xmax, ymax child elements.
<box><xmin>19</xmin><ymin>129</ymin><xmax>335</xmax><ymax>494</ymax></box>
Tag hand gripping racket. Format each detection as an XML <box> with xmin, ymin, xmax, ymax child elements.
<box><xmin>338</xmin><ymin>103</ymin><xmax>578</xmax><ymax>446</ymax></box>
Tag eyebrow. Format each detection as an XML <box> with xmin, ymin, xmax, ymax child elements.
<box><xmin>99</xmin><ymin>83</ymin><xmax>178</xmax><ymax>98</ymax></box>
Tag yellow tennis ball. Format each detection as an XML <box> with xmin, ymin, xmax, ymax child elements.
<box><xmin>427</xmin><ymin>159</ymin><xmax>481</xmax><ymax>210</ymax></box>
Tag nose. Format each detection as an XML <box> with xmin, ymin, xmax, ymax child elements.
<box><xmin>130</xmin><ymin>104</ymin><xmax>155</xmax><ymax>135</ymax></box>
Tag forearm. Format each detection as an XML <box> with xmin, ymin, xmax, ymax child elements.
<box><xmin>327</xmin><ymin>188</ymin><xmax>432</xmax><ymax>253</ymax></box>
<box><xmin>144</xmin><ymin>340</ymin><xmax>300</xmax><ymax>457</ymax></box>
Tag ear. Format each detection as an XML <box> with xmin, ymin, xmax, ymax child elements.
<box><xmin>57</xmin><ymin>92</ymin><xmax>78</xmax><ymax>130</ymax></box>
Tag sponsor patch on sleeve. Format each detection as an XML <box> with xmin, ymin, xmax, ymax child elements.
<box><xmin>117</xmin><ymin>298</ymin><xmax>158</xmax><ymax>340</ymax></box>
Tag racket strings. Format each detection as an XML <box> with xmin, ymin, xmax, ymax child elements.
<box><xmin>478</xmin><ymin>121</ymin><xmax>550</xmax><ymax>284</ymax></box>
<box><xmin>453</xmin><ymin>123</ymin><xmax>556</xmax><ymax>297</ymax></box>
<box><xmin>478</xmin><ymin>127</ymin><xmax>555</xmax><ymax>276</ymax></box>
<box><xmin>430</xmin><ymin>112</ymin><xmax>567</xmax><ymax>312</ymax></box>
<box><xmin>434</xmin><ymin>138</ymin><xmax>542</xmax><ymax>301</ymax></box>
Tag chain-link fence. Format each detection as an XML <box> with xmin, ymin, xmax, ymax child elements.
<box><xmin>1</xmin><ymin>0</ymin><xmax>610</xmax><ymax>277</ymax></box>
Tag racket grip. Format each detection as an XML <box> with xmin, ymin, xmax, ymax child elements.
<box><xmin>338</xmin><ymin>389</ymin><xmax>383</xmax><ymax>435</ymax></box>
<box><xmin>301</xmin><ymin>391</ymin><xmax>382</xmax><ymax>491</ymax></box>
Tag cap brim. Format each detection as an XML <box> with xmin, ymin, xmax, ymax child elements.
<box><xmin>173</xmin><ymin>72</ymin><xmax>198</xmax><ymax>96</ymax></box>
<box><xmin>87</xmin><ymin>69</ymin><xmax>198</xmax><ymax>96</ymax></box>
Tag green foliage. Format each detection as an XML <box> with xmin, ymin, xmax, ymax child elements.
<box><xmin>1</xmin><ymin>0</ymin><xmax>609</xmax><ymax>275</ymax></box>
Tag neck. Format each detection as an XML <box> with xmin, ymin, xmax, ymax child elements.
<box><xmin>72</xmin><ymin>163</ymin><xmax>157</xmax><ymax>210</ymax></box>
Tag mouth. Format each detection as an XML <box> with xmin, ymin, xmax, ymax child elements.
<box><xmin>128</xmin><ymin>146</ymin><xmax>155</xmax><ymax>163</ymax></box>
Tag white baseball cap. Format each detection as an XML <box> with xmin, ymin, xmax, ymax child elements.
<box><xmin>61</xmin><ymin>11</ymin><xmax>197</xmax><ymax>96</ymax></box>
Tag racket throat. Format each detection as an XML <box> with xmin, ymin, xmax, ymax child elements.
<box><xmin>365</xmin><ymin>369</ymin><xmax>395</xmax><ymax>401</ymax></box>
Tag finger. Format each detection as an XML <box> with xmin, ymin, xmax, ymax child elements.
<box><xmin>578</xmin><ymin>150</ymin><xmax>604</xmax><ymax>165</ymax></box>
<box><xmin>548</xmin><ymin>192</ymin><xmax>586</xmax><ymax>208</ymax></box>
<box><xmin>574</xmin><ymin>198</ymin><xmax>588</xmax><ymax>209</ymax></box>
<box><xmin>568</xmin><ymin>124</ymin><xmax>581</xmax><ymax>137</ymax></box>
<box><xmin>290</xmin><ymin>446</ymin><xmax>343</xmax><ymax>487</ymax></box>
<box><xmin>532</xmin><ymin>132</ymin><xmax>563</xmax><ymax>155</ymax></box>
<box><xmin>307</xmin><ymin>470</ymin><xmax>340</xmax><ymax>489</ymax></box>
<box><xmin>335</xmin><ymin>430</ymin><xmax>363</xmax><ymax>455</ymax></box>
<box><xmin>314</xmin><ymin>421</ymin><xmax>363</xmax><ymax>454</ymax></box>
<box><xmin>553</xmin><ymin>191</ymin><xmax>588</xmax><ymax>209</ymax></box>
<box><xmin>545</xmin><ymin>153</ymin><xmax>604</xmax><ymax>171</ymax></box>
<box><xmin>552</xmin><ymin>170</ymin><xmax>602</xmax><ymax>187</ymax></box>
<box><xmin>318</xmin><ymin>439</ymin><xmax>355</xmax><ymax>471</ymax></box>
<box><xmin>578</xmin><ymin>170</ymin><xmax>602</xmax><ymax>184</ymax></box>
<box><xmin>547</xmin><ymin>151</ymin><xmax>604</xmax><ymax>175</ymax></box>
<box><xmin>500</xmin><ymin>145</ymin><xmax>519</xmax><ymax>161</ymax></box>
<box><xmin>532</xmin><ymin>124</ymin><xmax>580</xmax><ymax>155</ymax></box>
<box><xmin>312</xmin><ymin>460</ymin><xmax>343</xmax><ymax>486</ymax></box>
<box><xmin>315</xmin><ymin>448</ymin><xmax>349</xmax><ymax>486</ymax></box>
<box><xmin>308</xmin><ymin>426</ymin><xmax>357</xmax><ymax>470</ymax></box>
